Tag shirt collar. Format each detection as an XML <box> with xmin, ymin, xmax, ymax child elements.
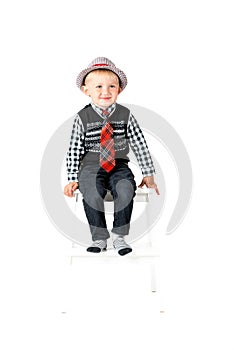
<box><xmin>91</xmin><ymin>102</ymin><xmax>116</xmax><ymax>119</ymax></box>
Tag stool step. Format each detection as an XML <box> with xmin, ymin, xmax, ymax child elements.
<box><xmin>65</xmin><ymin>246</ymin><xmax>160</xmax><ymax>258</ymax></box>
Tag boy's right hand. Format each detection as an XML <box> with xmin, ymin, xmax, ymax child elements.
<box><xmin>64</xmin><ymin>182</ymin><xmax>79</xmax><ymax>197</ymax></box>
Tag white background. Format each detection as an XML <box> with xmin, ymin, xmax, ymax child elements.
<box><xmin>1</xmin><ymin>1</ymin><xmax>234</xmax><ymax>349</ymax></box>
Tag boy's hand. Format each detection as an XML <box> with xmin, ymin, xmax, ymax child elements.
<box><xmin>138</xmin><ymin>176</ymin><xmax>160</xmax><ymax>195</ymax></box>
<box><xmin>64</xmin><ymin>182</ymin><xmax>79</xmax><ymax>197</ymax></box>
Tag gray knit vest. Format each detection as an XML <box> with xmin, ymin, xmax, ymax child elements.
<box><xmin>79</xmin><ymin>103</ymin><xmax>130</xmax><ymax>164</ymax></box>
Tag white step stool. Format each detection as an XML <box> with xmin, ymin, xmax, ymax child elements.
<box><xmin>65</xmin><ymin>188</ymin><xmax>161</xmax><ymax>294</ymax></box>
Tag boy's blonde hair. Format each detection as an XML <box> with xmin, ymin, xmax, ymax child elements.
<box><xmin>83</xmin><ymin>69</ymin><xmax>121</xmax><ymax>87</ymax></box>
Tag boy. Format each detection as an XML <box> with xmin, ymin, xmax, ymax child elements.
<box><xmin>64</xmin><ymin>57</ymin><xmax>159</xmax><ymax>255</ymax></box>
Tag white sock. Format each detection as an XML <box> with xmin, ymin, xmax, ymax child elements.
<box><xmin>112</xmin><ymin>233</ymin><xmax>123</xmax><ymax>241</ymax></box>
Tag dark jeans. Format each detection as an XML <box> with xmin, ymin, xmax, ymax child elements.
<box><xmin>78</xmin><ymin>161</ymin><xmax>136</xmax><ymax>241</ymax></box>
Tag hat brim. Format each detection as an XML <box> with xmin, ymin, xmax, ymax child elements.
<box><xmin>76</xmin><ymin>66</ymin><xmax>127</xmax><ymax>90</ymax></box>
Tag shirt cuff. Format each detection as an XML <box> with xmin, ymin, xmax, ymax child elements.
<box><xmin>67</xmin><ymin>173</ymin><xmax>79</xmax><ymax>182</ymax></box>
<box><xmin>142</xmin><ymin>168</ymin><xmax>155</xmax><ymax>177</ymax></box>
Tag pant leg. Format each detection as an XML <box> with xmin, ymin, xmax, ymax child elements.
<box><xmin>78</xmin><ymin>164</ymin><xmax>110</xmax><ymax>241</ymax></box>
<box><xmin>107</xmin><ymin>162</ymin><xmax>136</xmax><ymax>235</ymax></box>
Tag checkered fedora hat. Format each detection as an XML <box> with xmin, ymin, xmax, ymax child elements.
<box><xmin>76</xmin><ymin>57</ymin><xmax>127</xmax><ymax>90</ymax></box>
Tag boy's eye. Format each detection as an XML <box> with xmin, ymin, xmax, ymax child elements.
<box><xmin>95</xmin><ymin>85</ymin><xmax>117</xmax><ymax>89</ymax></box>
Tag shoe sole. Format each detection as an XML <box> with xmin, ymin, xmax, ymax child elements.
<box><xmin>86</xmin><ymin>247</ymin><xmax>107</xmax><ymax>253</ymax></box>
<box><xmin>118</xmin><ymin>247</ymin><xmax>132</xmax><ymax>256</ymax></box>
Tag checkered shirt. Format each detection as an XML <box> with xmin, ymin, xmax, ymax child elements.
<box><xmin>66</xmin><ymin>103</ymin><xmax>155</xmax><ymax>182</ymax></box>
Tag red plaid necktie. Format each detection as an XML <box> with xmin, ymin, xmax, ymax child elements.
<box><xmin>100</xmin><ymin>110</ymin><xmax>116</xmax><ymax>172</ymax></box>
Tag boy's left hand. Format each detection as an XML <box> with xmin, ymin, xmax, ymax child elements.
<box><xmin>138</xmin><ymin>176</ymin><xmax>160</xmax><ymax>195</ymax></box>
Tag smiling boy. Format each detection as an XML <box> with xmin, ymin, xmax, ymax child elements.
<box><xmin>64</xmin><ymin>57</ymin><xmax>159</xmax><ymax>255</ymax></box>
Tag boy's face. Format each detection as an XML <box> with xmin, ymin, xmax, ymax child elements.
<box><xmin>81</xmin><ymin>70</ymin><xmax>122</xmax><ymax>108</ymax></box>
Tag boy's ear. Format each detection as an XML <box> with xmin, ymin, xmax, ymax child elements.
<box><xmin>118</xmin><ymin>87</ymin><xmax>123</xmax><ymax>94</ymax></box>
<box><xmin>81</xmin><ymin>85</ymin><xmax>90</xmax><ymax>96</ymax></box>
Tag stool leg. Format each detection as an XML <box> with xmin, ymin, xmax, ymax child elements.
<box><xmin>74</xmin><ymin>193</ymin><xmax>79</xmax><ymax>213</ymax></box>
<box><xmin>151</xmin><ymin>257</ymin><xmax>165</xmax><ymax>313</ymax></box>
<box><xmin>150</xmin><ymin>258</ymin><xmax>157</xmax><ymax>292</ymax></box>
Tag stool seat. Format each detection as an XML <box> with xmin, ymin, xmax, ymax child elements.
<box><xmin>73</xmin><ymin>187</ymin><xmax>154</xmax><ymax>202</ymax></box>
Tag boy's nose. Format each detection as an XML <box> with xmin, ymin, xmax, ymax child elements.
<box><xmin>102</xmin><ymin>86</ymin><xmax>110</xmax><ymax>94</ymax></box>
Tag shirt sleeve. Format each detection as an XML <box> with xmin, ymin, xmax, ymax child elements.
<box><xmin>66</xmin><ymin>113</ymin><xmax>85</xmax><ymax>182</ymax></box>
<box><xmin>127</xmin><ymin>113</ymin><xmax>156</xmax><ymax>177</ymax></box>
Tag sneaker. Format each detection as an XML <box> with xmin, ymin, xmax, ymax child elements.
<box><xmin>113</xmin><ymin>235</ymin><xmax>132</xmax><ymax>256</ymax></box>
<box><xmin>87</xmin><ymin>240</ymin><xmax>107</xmax><ymax>253</ymax></box>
